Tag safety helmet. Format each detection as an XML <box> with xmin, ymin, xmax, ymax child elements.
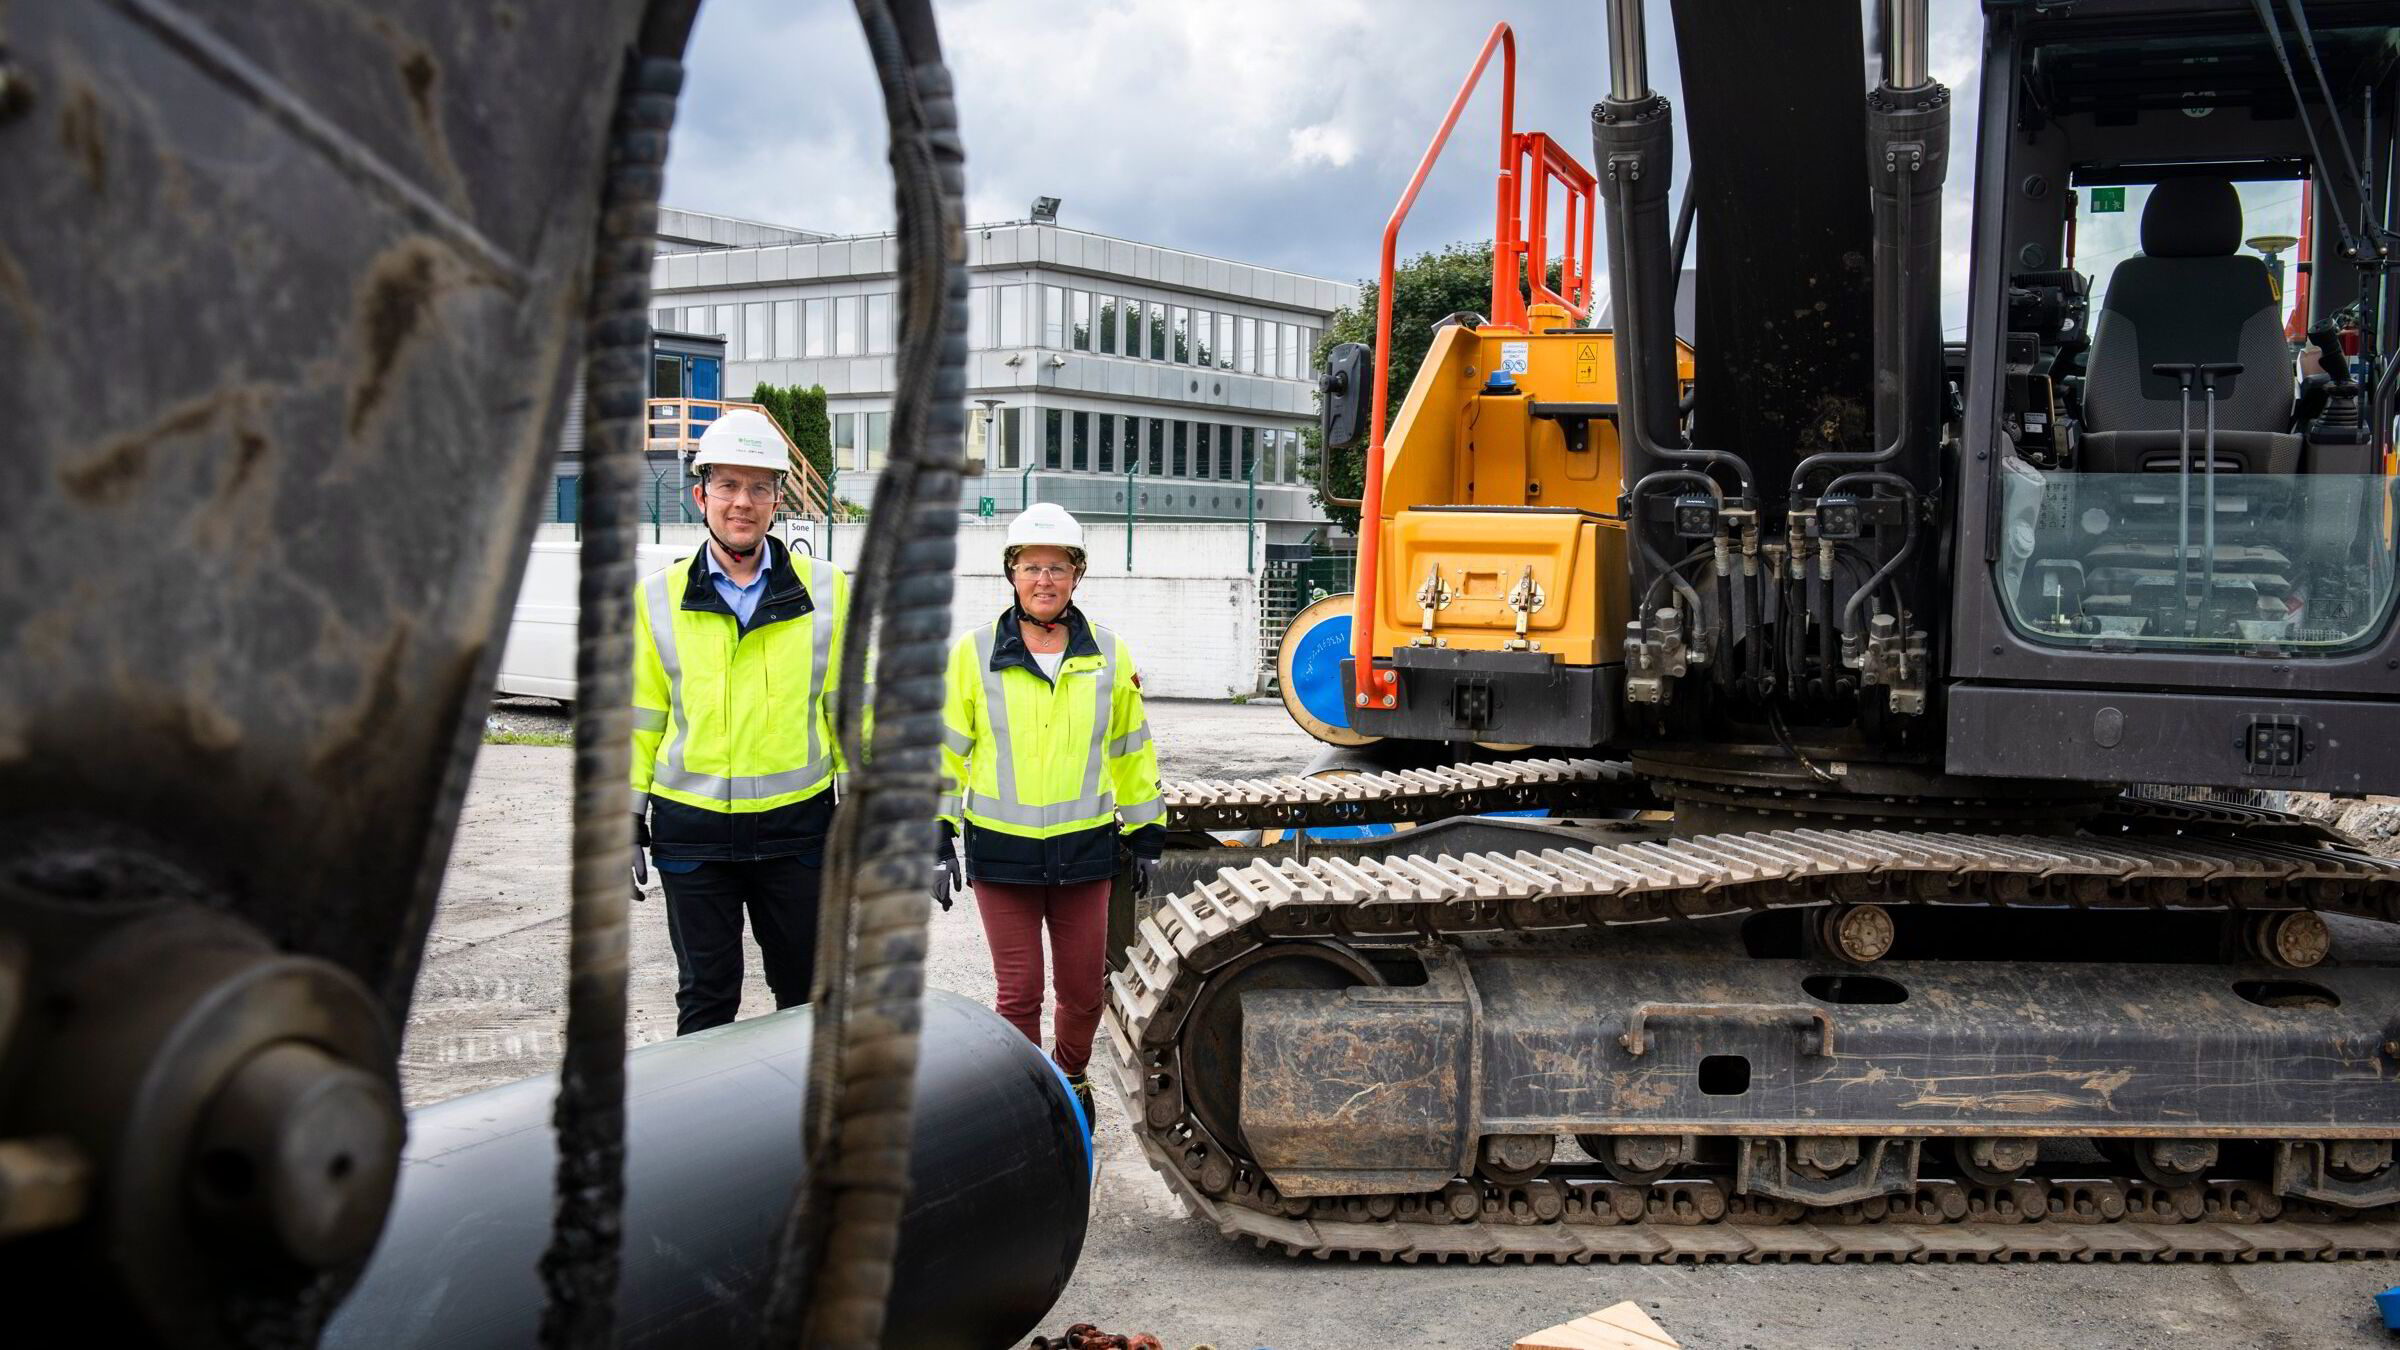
<box><xmin>687</xmin><ymin>408</ymin><xmax>790</xmax><ymax>479</ymax></box>
<box><xmin>1004</xmin><ymin>502</ymin><xmax>1085</xmax><ymax>569</ymax></box>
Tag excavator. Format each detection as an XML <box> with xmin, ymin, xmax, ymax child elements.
<box><xmin>1114</xmin><ymin>0</ymin><xmax>2400</xmax><ymax>1262</ymax></box>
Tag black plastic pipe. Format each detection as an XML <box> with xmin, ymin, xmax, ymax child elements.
<box><xmin>323</xmin><ymin>992</ymin><xmax>1089</xmax><ymax>1350</ymax></box>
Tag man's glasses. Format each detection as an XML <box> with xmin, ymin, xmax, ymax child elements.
<box><xmin>1013</xmin><ymin>563</ymin><xmax>1075</xmax><ymax>580</ymax></box>
<box><xmin>703</xmin><ymin>480</ymin><xmax>779</xmax><ymax>504</ymax></box>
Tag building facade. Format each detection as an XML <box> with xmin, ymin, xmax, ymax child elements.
<box><xmin>646</xmin><ymin>209</ymin><xmax>1357</xmax><ymax>545</ymax></box>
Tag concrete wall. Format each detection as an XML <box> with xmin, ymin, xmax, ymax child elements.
<box><xmin>533</xmin><ymin>521</ymin><xmax>1267</xmax><ymax>699</ymax></box>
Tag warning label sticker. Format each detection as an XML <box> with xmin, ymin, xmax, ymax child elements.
<box><xmin>1575</xmin><ymin>361</ymin><xmax>1598</xmax><ymax>384</ymax></box>
<box><xmin>1499</xmin><ymin>340</ymin><xmax>1530</xmax><ymax>375</ymax></box>
<box><xmin>1575</xmin><ymin>341</ymin><xmax>1599</xmax><ymax>362</ymax></box>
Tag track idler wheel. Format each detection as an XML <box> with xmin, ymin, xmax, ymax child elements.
<box><xmin>1177</xmin><ymin>941</ymin><xmax>1383</xmax><ymax>1161</ymax></box>
<box><xmin>2327</xmin><ymin>1140</ymin><xmax>2395</xmax><ymax>1182</ymax></box>
<box><xmin>1476</xmin><ymin>1134</ymin><xmax>1556</xmax><ymax>1185</ymax></box>
<box><xmin>2113</xmin><ymin>1138</ymin><xmax>2219</xmax><ymax>1188</ymax></box>
<box><xmin>1577</xmin><ymin>1133</ymin><xmax>1696</xmax><ymax>1185</ymax></box>
<box><xmin>1816</xmin><ymin>904</ymin><xmax>1896</xmax><ymax>964</ymax></box>
<box><xmin>2244</xmin><ymin>911</ymin><xmax>2332</xmax><ymax>969</ymax></box>
<box><xmin>1940</xmin><ymin>1136</ymin><xmax>2038</xmax><ymax>1187</ymax></box>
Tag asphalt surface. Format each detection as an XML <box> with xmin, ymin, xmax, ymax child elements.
<box><xmin>408</xmin><ymin>699</ymin><xmax>2400</xmax><ymax>1350</ymax></box>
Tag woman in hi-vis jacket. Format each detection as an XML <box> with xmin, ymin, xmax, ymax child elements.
<box><xmin>934</xmin><ymin>503</ymin><xmax>1165</xmax><ymax>1126</ymax></box>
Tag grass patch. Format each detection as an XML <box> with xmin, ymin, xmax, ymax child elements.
<box><xmin>483</xmin><ymin>728</ymin><xmax>571</xmax><ymax>748</ymax></box>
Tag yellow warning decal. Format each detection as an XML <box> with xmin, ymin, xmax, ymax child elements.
<box><xmin>1575</xmin><ymin>361</ymin><xmax>1598</xmax><ymax>383</ymax></box>
<box><xmin>1575</xmin><ymin>341</ymin><xmax>1599</xmax><ymax>361</ymax></box>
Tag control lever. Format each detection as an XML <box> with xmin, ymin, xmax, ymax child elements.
<box><xmin>2150</xmin><ymin>361</ymin><xmax>2244</xmax><ymax>629</ymax></box>
<box><xmin>2308</xmin><ymin>321</ymin><xmax>2357</xmax><ymax>391</ymax></box>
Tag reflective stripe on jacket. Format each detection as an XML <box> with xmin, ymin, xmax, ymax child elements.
<box><xmin>938</xmin><ymin>606</ymin><xmax>1165</xmax><ymax>886</ymax></box>
<box><xmin>632</xmin><ymin>537</ymin><xmax>849</xmax><ymax>862</ymax></box>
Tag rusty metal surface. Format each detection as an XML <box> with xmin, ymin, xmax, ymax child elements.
<box><xmin>0</xmin><ymin>0</ymin><xmax>650</xmax><ymax>1017</ymax></box>
<box><xmin>1104</xmin><ymin>821</ymin><xmax>2400</xmax><ymax>1262</ymax></box>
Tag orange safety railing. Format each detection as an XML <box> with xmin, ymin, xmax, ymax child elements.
<box><xmin>1352</xmin><ymin>21</ymin><xmax>1597</xmax><ymax>710</ymax></box>
<box><xmin>647</xmin><ymin>397</ymin><xmax>836</xmax><ymax>531</ymax></box>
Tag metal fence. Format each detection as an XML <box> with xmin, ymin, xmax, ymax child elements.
<box><xmin>1256</xmin><ymin>553</ymin><xmax>1354</xmax><ymax>690</ymax></box>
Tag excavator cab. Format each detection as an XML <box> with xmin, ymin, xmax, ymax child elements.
<box><xmin>1948</xmin><ymin>1</ymin><xmax>2400</xmax><ymax>792</ymax></box>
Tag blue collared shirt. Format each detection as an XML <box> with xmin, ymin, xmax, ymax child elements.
<box><xmin>703</xmin><ymin>540</ymin><xmax>773</xmax><ymax>627</ymax></box>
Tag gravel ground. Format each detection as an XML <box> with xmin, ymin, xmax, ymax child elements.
<box><xmin>411</xmin><ymin>699</ymin><xmax>2400</xmax><ymax>1350</ymax></box>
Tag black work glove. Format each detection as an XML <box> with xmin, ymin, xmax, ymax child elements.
<box><xmin>1132</xmin><ymin>856</ymin><xmax>1156</xmax><ymax>899</ymax></box>
<box><xmin>932</xmin><ymin>851</ymin><xmax>963</xmax><ymax>911</ymax></box>
<box><xmin>631</xmin><ymin>811</ymin><xmax>651</xmax><ymax>898</ymax></box>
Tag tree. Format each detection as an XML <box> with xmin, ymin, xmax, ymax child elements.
<box><xmin>1302</xmin><ymin>242</ymin><xmax>1502</xmax><ymax>532</ymax></box>
<box><xmin>747</xmin><ymin>382</ymin><xmax>835</xmax><ymax>487</ymax></box>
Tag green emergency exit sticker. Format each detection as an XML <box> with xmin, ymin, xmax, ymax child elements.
<box><xmin>2091</xmin><ymin>186</ymin><xmax>2126</xmax><ymax>213</ymax></box>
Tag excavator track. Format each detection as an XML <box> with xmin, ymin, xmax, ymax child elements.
<box><xmin>1160</xmin><ymin>758</ymin><xmax>1659</xmax><ymax>833</ymax></box>
<box><xmin>1102</xmin><ymin>814</ymin><xmax>2400</xmax><ymax>1264</ymax></box>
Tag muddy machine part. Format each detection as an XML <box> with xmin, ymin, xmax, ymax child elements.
<box><xmin>0</xmin><ymin>0</ymin><xmax>985</xmax><ymax>1342</ymax></box>
<box><xmin>0</xmin><ymin>1</ymin><xmax>657</xmax><ymax>1340</ymax></box>
<box><xmin>1115</xmin><ymin>0</ymin><xmax>2400</xmax><ymax>1265</ymax></box>
<box><xmin>325</xmin><ymin>993</ymin><xmax>1090</xmax><ymax>1350</ymax></box>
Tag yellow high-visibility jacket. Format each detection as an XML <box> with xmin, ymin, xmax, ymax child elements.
<box><xmin>632</xmin><ymin>537</ymin><xmax>850</xmax><ymax>861</ymax></box>
<box><xmin>938</xmin><ymin>606</ymin><xmax>1165</xmax><ymax>885</ymax></box>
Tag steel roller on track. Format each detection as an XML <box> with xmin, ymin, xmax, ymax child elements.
<box><xmin>1104</xmin><ymin>799</ymin><xmax>2400</xmax><ymax>1264</ymax></box>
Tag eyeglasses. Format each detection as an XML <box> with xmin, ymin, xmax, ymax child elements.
<box><xmin>1013</xmin><ymin>563</ymin><xmax>1076</xmax><ymax>580</ymax></box>
<box><xmin>703</xmin><ymin>480</ymin><xmax>779</xmax><ymax>504</ymax></box>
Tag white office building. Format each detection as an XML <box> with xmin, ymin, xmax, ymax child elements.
<box><xmin>647</xmin><ymin>207</ymin><xmax>1357</xmax><ymax>545</ymax></box>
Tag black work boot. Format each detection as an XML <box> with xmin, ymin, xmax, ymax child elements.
<box><xmin>1064</xmin><ymin>1070</ymin><xmax>1095</xmax><ymax>1129</ymax></box>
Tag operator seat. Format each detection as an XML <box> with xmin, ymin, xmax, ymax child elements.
<box><xmin>2079</xmin><ymin>177</ymin><xmax>2299</xmax><ymax>475</ymax></box>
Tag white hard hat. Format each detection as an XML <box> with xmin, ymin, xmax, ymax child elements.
<box><xmin>688</xmin><ymin>408</ymin><xmax>790</xmax><ymax>478</ymax></box>
<box><xmin>1005</xmin><ymin>502</ymin><xmax>1085</xmax><ymax>556</ymax></box>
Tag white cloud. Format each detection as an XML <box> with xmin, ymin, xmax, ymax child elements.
<box><xmin>1286</xmin><ymin>123</ymin><xmax>1359</xmax><ymax>171</ymax></box>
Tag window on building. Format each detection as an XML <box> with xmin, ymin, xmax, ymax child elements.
<box><xmin>1071</xmin><ymin>411</ymin><xmax>1090</xmax><ymax>471</ymax></box>
<box><xmin>969</xmin><ymin>287</ymin><xmax>990</xmax><ymax>349</ymax></box>
<box><xmin>868</xmin><ymin>410</ymin><xmax>893</xmax><ymax>470</ymax></box>
<box><xmin>1148</xmin><ymin>301</ymin><xmax>1168</xmax><ymax>360</ymax></box>
<box><xmin>1097</xmin><ymin>299</ymin><xmax>1117</xmax><ymax>355</ymax></box>
<box><xmin>1241</xmin><ymin>427</ymin><xmax>1258</xmax><ymax>480</ymax></box>
<box><xmin>1098</xmin><ymin>414</ymin><xmax>1116</xmax><ymax>473</ymax></box>
<box><xmin>1170</xmin><ymin>307</ymin><xmax>1190</xmax><ymax>363</ymax></box>
<box><xmin>1216</xmin><ymin>312</ymin><xmax>1234</xmax><ymax>370</ymax></box>
<box><xmin>835</xmin><ymin>296</ymin><xmax>862</xmax><ymax>356</ymax></box>
<box><xmin>1302</xmin><ymin>326</ymin><xmax>1320</xmax><ymax>379</ymax></box>
<box><xmin>997</xmin><ymin>284</ymin><xmax>1025</xmax><ymax>347</ymax></box>
<box><xmin>998</xmin><ymin>406</ymin><xmax>1023</xmax><ymax>469</ymax></box>
<box><xmin>1071</xmin><ymin>291</ymin><xmax>1092</xmax><ymax>351</ymax></box>
<box><xmin>744</xmin><ymin>303</ymin><xmax>769</xmax><ymax>360</ymax></box>
<box><xmin>1171</xmin><ymin>420</ymin><xmax>1187</xmax><ymax>477</ymax></box>
<box><xmin>653</xmin><ymin>307</ymin><xmax>673</xmax><ymax>332</ymax></box>
<box><xmin>1042</xmin><ymin>285</ymin><xmax>1065</xmax><ymax>348</ymax></box>
<box><xmin>1147</xmin><ymin>417</ymin><xmax>1165</xmax><ymax>476</ymax></box>
<box><xmin>1191</xmin><ymin>308</ymin><xmax>1213</xmax><ymax>366</ymax></box>
<box><xmin>834</xmin><ymin>412</ymin><xmax>857</xmax><ymax>471</ymax></box>
<box><xmin>1044</xmin><ymin>408</ymin><xmax>1063</xmax><ymax>469</ymax></box>
<box><xmin>711</xmin><ymin>305</ymin><xmax>738</xmax><ymax>354</ymax></box>
<box><xmin>653</xmin><ymin>353</ymin><xmax>683</xmax><ymax>398</ymax></box>
<box><xmin>1238</xmin><ymin>317</ymin><xmax>1256</xmax><ymax>374</ymax></box>
<box><xmin>805</xmin><ymin>298</ymin><xmax>831</xmax><ymax>357</ymax></box>
<box><xmin>868</xmin><ymin>293</ymin><xmax>893</xmax><ymax>354</ymax></box>
<box><xmin>773</xmin><ymin>300</ymin><xmax>800</xmax><ymax>359</ymax></box>
<box><xmin>1285</xmin><ymin>428</ymin><xmax>1302</xmax><ymax>482</ymax></box>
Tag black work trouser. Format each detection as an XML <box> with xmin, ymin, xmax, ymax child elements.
<box><xmin>659</xmin><ymin>856</ymin><xmax>821</xmax><ymax>1036</ymax></box>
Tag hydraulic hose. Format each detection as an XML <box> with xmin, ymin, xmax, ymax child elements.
<box><xmin>1827</xmin><ymin>469</ymin><xmax>1920</xmax><ymax>639</ymax></box>
<box><xmin>540</xmin><ymin>6</ymin><xmax>701</xmax><ymax>1345</ymax></box>
<box><xmin>761</xmin><ymin>1</ymin><xmax>967</xmax><ymax>1346</ymax></box>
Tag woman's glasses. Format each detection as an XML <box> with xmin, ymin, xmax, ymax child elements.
<box><xmin>1013</xmin><ymin>564</ymin><xmax>1075</xmax><ymax>580</ymax></box>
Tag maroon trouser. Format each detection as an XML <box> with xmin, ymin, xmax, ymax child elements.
<box><xmin>972</xmin><ymin>877</ymin><xmax>1113</xmax><ymax>1075</ymax></box>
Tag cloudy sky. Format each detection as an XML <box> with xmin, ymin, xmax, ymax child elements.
<box><xmin>663</xmin><ymin>1</ymin><xmax>1986</xmax><ymax>329</ymax></box>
